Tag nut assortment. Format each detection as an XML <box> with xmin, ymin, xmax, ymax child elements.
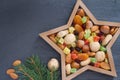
<box><xmin>49</xmin><ymin>7</ymin><xmax>118</xmax><ymax>75</ymax></box>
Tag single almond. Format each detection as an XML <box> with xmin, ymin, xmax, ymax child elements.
<box><xmin>6</xmin><ymin>69</ymin><xmax>15</xmax><ymax>75</ymax></box>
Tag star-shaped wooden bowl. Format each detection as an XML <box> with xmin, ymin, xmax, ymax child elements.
<box><xmin>39</xmin><ymin>0</ymin><xmax>120</xmax><ymax>80</ymax></box>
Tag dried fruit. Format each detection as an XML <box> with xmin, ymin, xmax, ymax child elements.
<box><xmin>78</xmin><ymin>53</ymin><xmax>89</xmax><ymax>61</ymax></box>
<box><xmin>73</xmin><ymin>15</ymin><xmax>82</xmax><ymax>25</ymax></box>
<box><xmin>75</xmin><ymin>24</ymin><xmax>83</xmax><ymax>32</ymax></box>
<box><xmin>110</xmin><ymin>27</ymin><xmax>118</xmax><ymax>35</ymax></box>
<box><xmin>81</xmin><ymin>16</ymin><xmax>87</xmax><ymax>24</ymax></box>
<box><xmin>6</xmin><ymin>69</ymin><xmax>15</xmax><ymax>75</ymax></box>
<box><xmin>87</xmin><ymin>52</ymin><xmax>95</xmax><ymax>57</ymax></box>
<box><xmin>84</xmin><ymin>29</ymin><xmax>91</xmax><ymax>39</ymax></box>
<box><xmin>90</xmin><ymin>58</ymin><xmax>97</xmax><ymax>63</ymax></box>
<box><xmin>94</xmin><ymin>62</ymin><xmax>101</xmax><ymax>68</ymax></box>
<box><xmin>65</xmin><ymin>54</ymin><xmax>72</xmax><ymax>64</ymax></box>
<box><xmin>71</xmin><ymin>53</ymin><xmax>78</xmax><ymax>60</ymax></box>
<box><xmin>63</xmin><ymin>47</ymin><xmax>71</xmax><ymax>55</ymax></box>
<box><xmin>100</xmin><ymin>45</ymin><xmax>107</xmax><ymax>52</ymax></box>
<box><xmin>100</xmin><ymin>62</ymin><xmax>110</xmax><ymax>70</ymax></box>
<box><xmin>12</xmin><ymin>60</ymin><xmax>21</xmax><ymax>66</ymax></box>
<box><xmin>71</xmin><ymin>62</ymin><xmax>80</xmax><ymax>69</ymax></box>
<box><xmin>94</xmin><ymin>36</ymin><xmax>100</xmax><ymax>42</ymax></box>
<box><xmin>70</xmin><ymin>68</ymin><xmax>77</xmax><ymax>73</ymax></box>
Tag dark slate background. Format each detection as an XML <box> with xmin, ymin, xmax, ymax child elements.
<box><xmin>0</xmin><ymin>0</ymin><xmax>120</xmax><ymax>80</ymax></box>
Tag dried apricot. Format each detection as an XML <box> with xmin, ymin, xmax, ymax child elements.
<box><xmin>78</xmin><ymin>53</ymin><xmax>89</xmax><ymax>61</ymax></box>
<box><xmin>100</xmin><ymin>62</ymin><xmax>110</xmax><ymax>70</ymax></box>
<box><xmin>73</xmin><ymin>15</ymin><xmax>82</xmax><ymax>26</ymax></box>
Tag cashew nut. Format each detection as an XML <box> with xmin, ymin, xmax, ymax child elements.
<box><xmin>80</xmin><ymin>58</ymin><xmax>91</xmax><ymax>66</ymax></box>
<box><xmin>102</xmin><ymin>34</ymin><xmax>112</xmax><ymax>46</ymax></box>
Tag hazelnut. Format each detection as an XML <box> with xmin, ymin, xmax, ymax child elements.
<box><xmin>100</xmin><ymin>26</ymin><xmax>110</xmax><ymax>34</ymax></box>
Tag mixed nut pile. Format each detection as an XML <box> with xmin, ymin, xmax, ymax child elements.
<box><xmin>49</xmin><ymin>8</ymin><xmax>118</xmax><ymax>75</ymax></box>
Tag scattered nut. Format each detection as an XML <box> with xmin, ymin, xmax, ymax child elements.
<box><xmin>12</xmin><ymin>60</ymin><xmax>21</xmax><ymax>66</ymax></box>
<box><xmin>9</xmin><ymin>73</ymin><xmax>18</xmax><ymax>79</ymax></box>
<box><xmin>6</xmin><ymin>69</ymin><xmax>15</xmax><ymax>75</ymax></box>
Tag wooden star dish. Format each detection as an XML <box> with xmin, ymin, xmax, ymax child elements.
<box><xmin>39</xmin><ymin>0</ymin><xmax>120</xmax><ymax>80</ymax></box>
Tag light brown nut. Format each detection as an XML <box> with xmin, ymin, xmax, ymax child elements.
<box><xmin>110</xmin><ymin>27</ymin><xmax>118</xmax><ymax>35</ymax></box>
<box><xmin>71</xmin><ymin>62</ymin><xmax>80</xmax><ymax>69</ymax></box>
<box><xmin>91</xmin><ymin>26</ymin><xmax>99</xmax><ymax>32</ymax></box>
<box><xmin>86</xmin><ymin>20</ymin><xmax>93</xmax><ymax>29</ymax></box>
<box><xmin>82</xmin><ymin>45</ymin><xmax>90</xmax><ymax>53</ymax></box>
<box><xmin>49</xmin><ymin>34</ymin><xmax>57</xmax><ymax>43</ymax></box>
<box><xmin>78</xmin><ymin>31</ymin><xmax>84</xmax><ymax>40</ymax></box>
<box><xmin>13</xmin><ymin>60</ymin><xmax>21</xmax><ymax>66</ymax></box>
<box><xmin>75</xmin><ymin>24</ymin><xmax>83</xmax><ymax>32</ymax></box>
<box><xmin>57</xmin><ymin>44</ymin><xmax>65</xmax><ymax>50</ymax></box>
<box><xmin>77</xmin><ymin>9</ymin><xmax>85</xmax><ymax>17</ymax></box>
<box><xmin>77</xmin><ymin>40</ymin><xmax>85</xmax><ymax>48</ymax></box>
<box><xmin>6</xmin><ymin>69</ymin><xmax>15</xmax><ymax>75</ymax></box>
<box><xmin>65</xmin><ymin>54</ymin><xmax>72</xmax><ymax>64</ymax></box>
<box><xmin>9</xmin><ymin>73</ymin><xmax>18</xmax><ymax>79</ymax></box>
<box><xmin>100</xmin><ymin>26</ymin><xmax>110</xmax><ymax>34</ymax></box>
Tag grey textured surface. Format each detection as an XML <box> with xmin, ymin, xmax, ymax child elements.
<box><xmin>0</xmin><ymin>0</ymin><xmax>120</xmax><ymax>80</ymax></box>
